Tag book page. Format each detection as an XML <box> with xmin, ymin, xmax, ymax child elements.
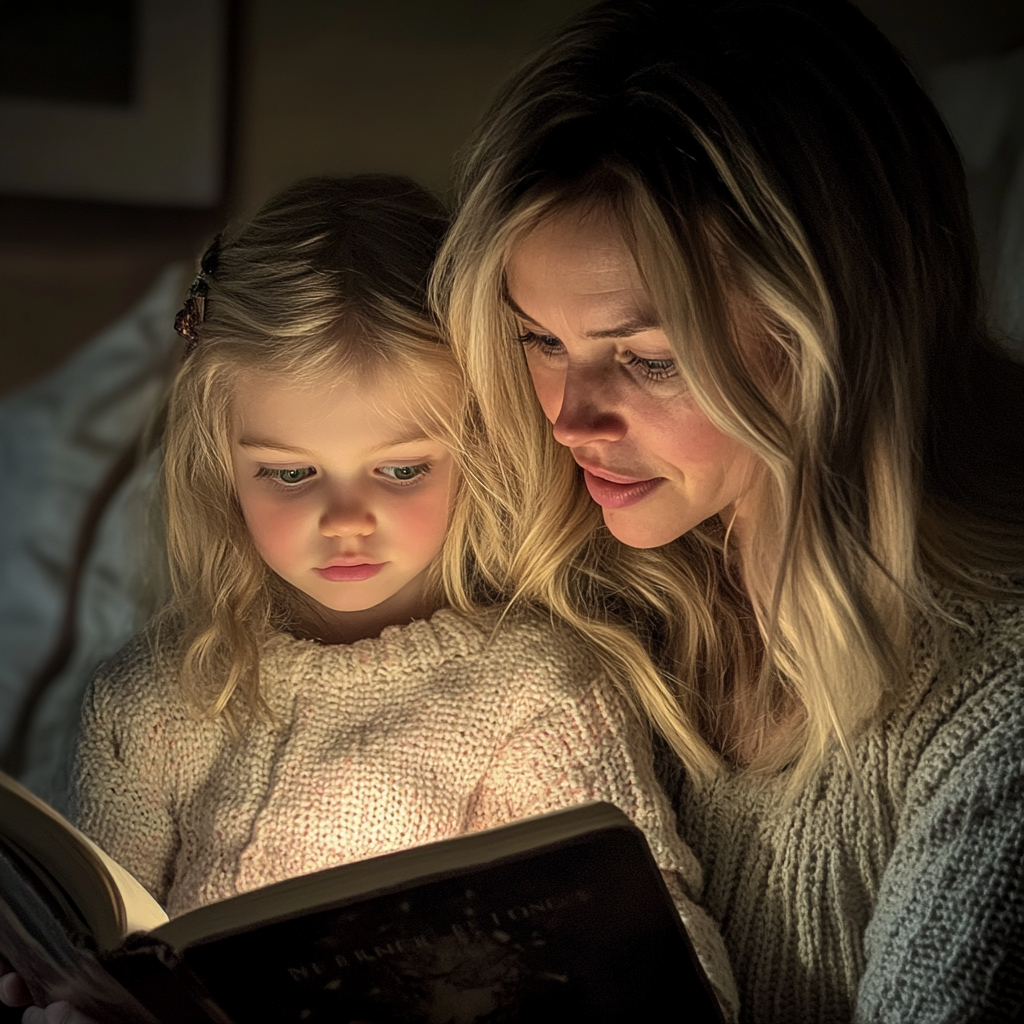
<box><xmin>0</xmin><ymin>772</ymin><xmax>166</xmax><ymax>947</ymax></box>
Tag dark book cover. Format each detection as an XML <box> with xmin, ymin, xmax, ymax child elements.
<box><xmin>149</xmin><ymin>825</ymin><xmax>722</xmax><ymax>1024</ymax></box>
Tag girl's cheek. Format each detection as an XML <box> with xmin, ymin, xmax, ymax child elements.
<box><xmin>242</xmin><ymin>493</ymin><xmax>307</xmax><ymax>563</ymax></box>
<box><xmin>393</xmin><ymin>481</ymin><xmax>454</xmax><ymax>556</ymax></box>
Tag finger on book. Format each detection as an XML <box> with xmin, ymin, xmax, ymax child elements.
<box><xmin>0</xmin><ymin>966</ymin><xmax>32</xmax><ymax>1007</ymax></box>
<box><xmin>22</xmin><ymin>1001</ymin><xmax>101</xmax><ymax>1024</ymax></box>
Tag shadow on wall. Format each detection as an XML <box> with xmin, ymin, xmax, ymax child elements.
<box><xmin>931</xmin><ymin>48</ymin><xmax>1024</xmax><ymax>354</ymax></box>
<box><xmin>235</xmin><ymin>0</ymin><xmax>596</xmax><ymax>211</ymax></box>
<box><xmin>0</xmin><ymin>0</ymin><xmax>594</xmax><ymax>400</ymax></box>
<box><xmin>1</xmin><ymin>0</ymin><xmax>1022</xmax><ymax>400</ymax></box>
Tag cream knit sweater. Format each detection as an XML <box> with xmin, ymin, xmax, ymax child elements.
<box><xmin>658</xmin><ymin>586</ymin><xmax>1024</xmax><ymax>1023</ymax></box>
<box><xmin>72</xmin><ymin>609</ymin><xmax>739</xmax><ymax>1018</ymax></box>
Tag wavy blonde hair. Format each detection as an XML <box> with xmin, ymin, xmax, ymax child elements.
<box><xmin>160</xmin><ymin>175</ymin><xmax>485</xmax><ymax>725</ymax></box>
<box><xmin>434</xmin><ymin>0</ymin><xmax>1024</xmax><ymax>788</ymax></box>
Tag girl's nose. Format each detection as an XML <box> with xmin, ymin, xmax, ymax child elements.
<box><xmin>319</xmin><ymin>490</ymin><xmax>376</xmax><ymax>538</ymax></box>
<box><xmin>551</xmin><ymin>363</ymin><xmax>627</xmax><ymax>448</ymax></box>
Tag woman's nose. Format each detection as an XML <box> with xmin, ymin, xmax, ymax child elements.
<box><xmin>551</xmin><ymin>363</ymin><xmax>627</xmax><ymax>448</ymax></box>
<box><xmin>319</xmin><ymin>489</ymin><xmax>376</xmax><ymax>538</ymax></box>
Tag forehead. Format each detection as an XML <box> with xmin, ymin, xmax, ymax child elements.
<box><xmin>230</xmin><ymin>367</ymin><xmax>419</xmax><ymax>432</ymax></box>
<box><xmin>509</xmin><ymin>209</ymin><xmax>643</xmax><ymax>287</ymax></box>
<box><xmin>506</xmin><ymin>208</ymin><xmax>652</xmax><ymax>326</ymax></box>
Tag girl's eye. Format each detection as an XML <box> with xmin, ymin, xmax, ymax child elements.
<box><xmin>625</xmin><ymin>354</ymin><xmax>677</xmax><ymax>381</ymax></box>
<box><xmin>378</xmin><ymin>463</ymin><xmax>431</xmax><ymax>484</ymax></box>
<box><xmin>517</xmin><ymin>329</ymin><xmax>563</xmax><ymax>357</ymax></box>
<box><xmin>256</xmin><ymin>466</ymin><xmax>316</xmax><ymax>485</ymax></box>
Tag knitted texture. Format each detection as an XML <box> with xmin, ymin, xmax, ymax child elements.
<box><xmin>660</xmin><ymin>588</ymin><xmax>1024</xmax><ymax>1023</ymax></box>
<box><xmin>72</xmin><ymin>609</ymin><xmax>739</xmax><ymax>1018</ymax></box>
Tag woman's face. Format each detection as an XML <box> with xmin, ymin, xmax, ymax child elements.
<box><xmin>506</xmin><ymin>209</ymin><xmax>758</xmax><ymax>549</ymax></box>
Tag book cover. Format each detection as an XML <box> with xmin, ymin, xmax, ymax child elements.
<box><xmin>157</xmin><ymin>827</ymin><xmax>719</xmax><ymax>1023</ymax></box>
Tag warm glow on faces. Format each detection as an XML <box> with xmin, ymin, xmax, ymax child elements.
<box><xmin>506</xmin><ymin>209</ymin><xmax>758</xmax><ymax>549</ymax></box>
<box><xmin>231</xmin><ymin>370</ymin><xmax>458</xmax><ymax>638</ymax></box>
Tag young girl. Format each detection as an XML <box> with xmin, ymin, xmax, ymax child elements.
<box><xmin>0</xmin><ymin>174</ymin><xmax>737</xmax><ymax>1022</ymax></box>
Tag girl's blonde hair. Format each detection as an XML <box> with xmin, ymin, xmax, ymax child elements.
<box><xmin>161</xmin><ymin>175</ymin><xmax>473</xmax><ymax>723</ymax></box>
<box><xmin>434</xmin><ymin>0</ymin><xmax>1024</xmax><ymax>788</ymax></box>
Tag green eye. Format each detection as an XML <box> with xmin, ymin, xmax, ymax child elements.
<box><xmin>257</xmin><ymin>466</ymin><xmax>315</xmax><ymax>484</ymax></box>
<box><xmin>380</xmin><ymin>463</ymin><xmax>429</xmax><ymax>482</ymax></box>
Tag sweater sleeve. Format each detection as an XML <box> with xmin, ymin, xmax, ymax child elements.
<box><xmin>71</xmin><ymin>646</ymin><xmax>183</xmax><ymax>907</ymax></box>
<box><xmin>466</xmin><ymin>674</ymin><xmax>740</xmax><ymax>1021</ymax></box>
<box><xmin>857</xmin><ymin>651</ymin><xmax>1024</xmax><ymax>1022</ymax></box>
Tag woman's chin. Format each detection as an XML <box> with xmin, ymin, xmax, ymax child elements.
<box><xmin>602</xmin><ymin>507</ymin><xmax>689</xmax><ymax>549</ymax></box>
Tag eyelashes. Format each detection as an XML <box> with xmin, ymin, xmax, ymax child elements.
<box><xmin>377</xmin><ymin>463</ymin><xmax>432</xmax><ymax>484</ymax></box>
<box><xmin>254</xmin><ymin>464</ymin><xmax>433</xmax><ymax>489</ymax></box>
<box><xmin>255</xmin><ymin>466</ymin><xmax>316</xmax><ymax>485</ymax></box>
<box><xmin>517</xmin><ymin>330</ymin><xmax>678</xmax><ymax>382</ymax></box>
<box><xmin>517</xmin><ymin>329</ymin><xmax>561</xmax><ymax>353</ymax></box>
<box><xmin>624</xmin><ymin>355</ymin><xmax>676</xmax><ymax>381</ymax></box>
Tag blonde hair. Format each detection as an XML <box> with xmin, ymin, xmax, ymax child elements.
<box><xmin>434</xmin><ymin>0</ymin><xmax>1024</xmax><ymax>788</ymax></box>
<box><xmin>161</xmin><ymin>175</ymin><xmax>475</xmax><ymax>724</ymax></box>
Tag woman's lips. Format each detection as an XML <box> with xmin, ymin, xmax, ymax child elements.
<box><xmin>582</xmin><ymin>469</ymin><xmax>664</xmax><ymax>509</ymax></box>
<box><xmin>315</xmin><ymin>563</ymin><xmax>386</xmax><ymax>582</ymax></box>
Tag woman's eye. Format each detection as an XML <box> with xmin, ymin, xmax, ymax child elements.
<box><xmin>517</xmin><ymin>329</ymin><xmax>563</xmax><ymax>357</ymax></box>
<box><xmin>626</xmin><ymin>354</ymin><xmax>677</xmax><ymax>381</ymax></box>
<box><xmin>256</xmin><ymin>466</ymin><xmax>316</xmax><ymax>485</ymax></box>
<box><xmin>379</xmin><ymin>463</ymin><xmax>431</xmax><ymax>484</ymax></box>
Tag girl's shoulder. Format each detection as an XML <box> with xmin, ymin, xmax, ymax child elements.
<box><xmin>434</xmin><ymin>605</ymin><xmax>609</xmax><ymax>701</ymax></box>
<box><xmin>84</xmin><ymin>623</ymin><xmax>204</xmax><ymax>733</ymax></box>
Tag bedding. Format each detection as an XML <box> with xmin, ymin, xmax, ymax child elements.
<box><xmin>0</xmin><ymin>265</ymin><xmax>184</xmax><ymax>813</ymax></box>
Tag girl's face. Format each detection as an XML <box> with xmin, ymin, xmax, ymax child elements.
<box><xmin>231</xmin><ymin>369</ymin><xmax>458</xmax><ymax>636</ymax></box>
<box><xmin>506</xmin><ymin>209</ymin><xmax>758</xmax><ymax>549</ymax></box>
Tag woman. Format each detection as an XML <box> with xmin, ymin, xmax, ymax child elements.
<box><xmin>434</xmin><ymin>0</ymin><xmax>1024</xmax><ymax>1020</ymax></box>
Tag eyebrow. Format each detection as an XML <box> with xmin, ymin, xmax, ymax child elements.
<box><xmin>237</xmin><ymin>437</ymin><xmax>314</xmax><ymax>455</ymax></box>
<box><xmin>506</xmin><ymin>296</ymin><xmax>661</xmax><ymax>339</ymax></box>
<box><xmin>237</xmin><ymin>432</ymin><xmax>434</xmax><ymax>455</ymax></box>
<box><xmin>374</xmin><ymin>432</ymin><xmax>434</xmax><ymax>450</ymax></box>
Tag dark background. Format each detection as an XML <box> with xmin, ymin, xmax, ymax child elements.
<box><xmin>0</xmin><ymin>0</ymin><xmax>1022</xmax><ymax>400</ymax></box>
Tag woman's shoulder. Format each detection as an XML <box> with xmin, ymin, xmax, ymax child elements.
<box><xmin>918</xmin><ymin>577</ymin><xmax>1024</xmax><ymax>698</ymax></box>
<box><xmin>890</xmin><ymin>580</ymin><xmax>1024</xmax><ymax>796</ymax></box>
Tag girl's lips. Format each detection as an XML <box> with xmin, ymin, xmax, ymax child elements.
<box><xmin>582</xmin><ymin>469</ymin><xmax>664</xmax><ymax>509</ymax></box>
<box><xmin>315</xmin><ymin>563</ymin><xmax>386</xmax><ymax>582</ymax></box>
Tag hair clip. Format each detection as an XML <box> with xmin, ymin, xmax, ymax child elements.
<box><xmin>174</xmin><ymin>233</ymin><xmax>222</xmax><ymax>355</ymax></box>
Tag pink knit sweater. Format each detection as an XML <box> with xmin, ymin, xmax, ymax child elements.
<box><xmin>72</xmin><ymin>609</ymin><xmax>738</xmax><ymax>1016</ymax></box>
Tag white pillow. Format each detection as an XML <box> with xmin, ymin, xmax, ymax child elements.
<box><xmin>0</xmin><ymin>264</ymin><xmax>185</xmax><ymax>812</ymax></box>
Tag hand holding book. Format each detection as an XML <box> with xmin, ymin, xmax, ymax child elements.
<box><xmin>0</xmin><ymin>961</ymin><xmax>97</xmax><ymax>1024</ymax></box>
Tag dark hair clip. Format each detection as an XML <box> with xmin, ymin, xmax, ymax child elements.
<box><xmin>175</xmin><ymin>233</ymin><xmax>222</xmax><ymax>355</ymax></box>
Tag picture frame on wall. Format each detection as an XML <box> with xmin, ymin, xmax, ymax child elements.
<box><xmin>0</xmin><ymin>0</ymin><xmax>229</xmax><ymax>208</ymax></box>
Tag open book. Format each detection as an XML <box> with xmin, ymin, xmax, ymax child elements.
<box><xmin>0</xmin><ymin>771</ymin><xmax>724</xmax><ymax>1023</ymax></box>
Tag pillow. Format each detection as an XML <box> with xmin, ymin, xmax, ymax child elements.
<box><xmin>0</xmin><ymin>265</ymin><xmax>184</xmax><ymax>812</ymax></box>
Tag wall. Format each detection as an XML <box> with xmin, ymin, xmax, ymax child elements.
<box><xmin>0</xmin><ymin>0</ymin><xmax>1021</xmax><ymax>397</ymax></box>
